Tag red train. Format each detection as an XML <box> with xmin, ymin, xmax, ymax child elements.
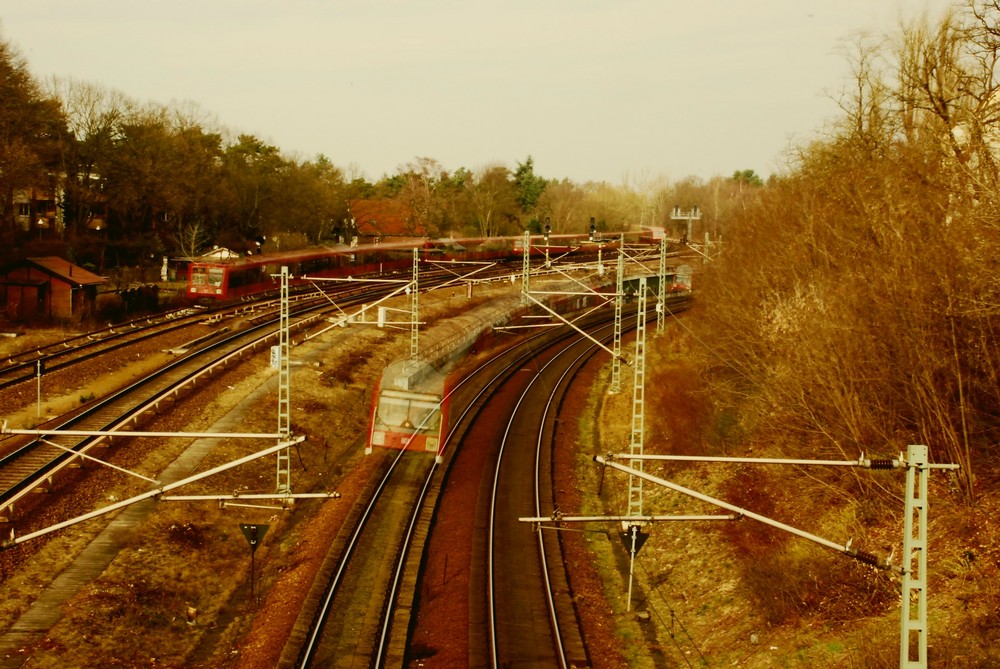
<box><xmin>367</xmin><ymin>359</ymin><xmax>452</xmax><ymax>457</ymax></box>
<box><xmin>185</xmin><ymin>236</ymin><xmax>603</xmax><ymax>303</ymax></box>
<box><xmin>187</xmin><ymin>242</ymin><xmax>423</xmax><ymax>302</ymax></box>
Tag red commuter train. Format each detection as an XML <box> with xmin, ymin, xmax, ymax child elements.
<box><xmin>186</xmin><ymin>243</ymin><xmax>424</xmax><ymax>302</ymax></box>
<box><xmin>185</xmin><ymin>236</ymin><xmax>602</xmax><ymax>303</ymax></box>
<box><xmin>367</xmin><ymin>359</ymin><xmax>451</xmax><ymax>458</ymax></box>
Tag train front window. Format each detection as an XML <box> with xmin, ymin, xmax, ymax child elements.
<box><xmin>208</xmin><ymin>268</ymin><xmax>224</xmax><ymax>287</ymax></box>
<box><xmin>409</xmin><ymin>399</ymin><xmax>441</xmax><ymax>433</ymax></box>
<box><xmin>376</xmin><ymin>396</ymin><xmax>440</xmax><ymax>433</ymax></box>
<box><xmin>191</xmin><ymin>267</ymin><xmax>207</xmax><ymax>286</ymax></box>
<box><xmin>377</xmin><ymin>397</ymin><xmax>411</xmax><ymax>429</ymax></box>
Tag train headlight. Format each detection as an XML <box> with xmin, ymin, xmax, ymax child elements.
<box><xmin>425</xmin><ymin>437</ymin><xmax>438</xmax><ymax>452</ymax></box>
<box><xmin>371</xmin><ymin>431</ymin><xmax>386</xmax><ymax>446</ymax></box>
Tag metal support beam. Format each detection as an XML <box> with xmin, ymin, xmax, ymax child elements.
<box><xmin>613</xmin><ymin>452</ymin><xmax>906</xmax><ymax>468</ymax></box>
<box><xmin>3</xmin><ymin>426</ymin><xmax>287</xmax><ymax>439</ymax></box>
<box><xmin>276</xmin><ymin>266</ymin><xmax>292</xmax><ymax>494</ymax></box>
<box><xmin>161</xmin><ymin>492</ymin><xmax>339</xmax><ymax>502</ymax></box>
<box><xmin>522</xmin><ymin>292</ymin><xmax>626</xmax><ymax>363</ymax></box>
<box><xmin>628</xmin><ymin>276</ymin><xmax>647</xmax><ymax>519</ymax></box>
<box><xmin>519</xmin><ymin>514</ymin><xmax>737</xmax><ymax>524</ymax></box>
<box><xmin>521</xmin><ymin>230</ymin><xmax>530</xmax><ymax>305</ymax></box>
<box><xmin>410</xmin><ymin>247</ymin><xmax>420</xmax><ymax>360</ymax></box>
<box><xmin>610</xmin><ymin>239</ymin><xmax>625</xmax><ymax>393</ymax></box>
<box><xmin>657</xmin><ymin>235</ymin><xmax>667</xmax><ymax>334</ymax></box>
<box><xmin>901</xmin><ymin>444</ymin><xmax>929</xmax><ymax>668</ymax></box>
<box><xmin>3</xmin><ymin>437</ymin><xmax>306</xmax><ymax>549</ymax></box>
<box><xmin>302</xmin><ymin>276</ymin><xmax>419</xmax><ymax>343</ymax></box>
<box><xmin>594</xmin><ymin>455</ymin><xmax>884</xmax><ymax>563</ymax></box>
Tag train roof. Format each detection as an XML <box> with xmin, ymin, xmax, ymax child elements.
<box><xmin>189</xmin><ymin>240</ymin><xmax>428</xmax><ymax>267</ymax></box>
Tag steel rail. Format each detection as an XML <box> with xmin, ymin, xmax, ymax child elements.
<box><xmin>487</xmin><ymin>322</ymin><xmax>612</xmax><ymax>668</ymax></box>
<box><xmin>0</xmin><ymin>289</ymin><xmax>379</xmax><ymax>522</ymax></box>
<box><xmin>297</xmin><ymin>325</ymin><xmax>562</xmax><ymax>667</ymax></box>
<box><xmin>295</xmin><ymin>311</ymin><xmax>612</xmax><ymax>666</ymax></box>
<box><xmin>532</xmin><ymin>332</ymin><xmax>608</xmax><ymax>668</ymax></box>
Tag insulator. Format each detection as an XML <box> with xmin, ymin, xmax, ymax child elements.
<box><xmin>853</xmin><ymin>551</ymin><xmax>883</xmax><ymax>568</ymax></box>
<box><xmin>868</xmin><ymin>459</ymin><xmax>896</xmax><ymax>470</ymax></box>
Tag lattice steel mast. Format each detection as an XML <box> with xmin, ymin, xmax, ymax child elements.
<box><xmin>657</xmin><ymin>235</ymin><xmax>667</xmax><ymax>335</ymax></box>
<box><xmin>276</xmin><ymin>266</ymin><xmax>291</xmax><ymax>493</ymax></box>
<box><xmin>521</xmin><ymin>230</ymin><xmax>531</xmax><ymax>306</ymax></box>
<box><xmin>628</xmin><ymin>276</ymin><xmax>647</xmax><ymax>518</ymax></box>
<box><xmin>901</xmin><ymin>444</ymin><xmax>929</xmax><ymax>668</ymax></box>
<box><xmin>610</xmin><ymin>238</ymin><xmax>625</xmax><ymax>393</ymax></box>
<box><xmin>410</xmin><ymin>247</ymin><xmax>420</xmax><ymax>360</ymax></box>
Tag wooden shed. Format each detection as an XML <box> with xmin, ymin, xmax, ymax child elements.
<box><xmin>1</xmin><ymin>257</ymin><xmax>107</xmax><ymax>322</ymax></box>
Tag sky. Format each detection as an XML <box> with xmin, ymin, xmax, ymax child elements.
<box><xmin>2</xmin><ymin>0</ymin><xmax>959</xmax><ymax>185</ymax></box>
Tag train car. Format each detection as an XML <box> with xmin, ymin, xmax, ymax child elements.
<box><xmin>187</xmin><ymin>255</ymin><xmax>270</xmax><ymax>300</ymax></box>
<box><xmin>187</xmin><ymin>234</ymin><xmax>601</xmax><ymax>303</ymax></box>
<box><xmin>367</xmin><ymin>359</ymin><xmax>450</xmax><ymax>457</ymax></box>
<box><xmin>186</xmin><ymin>243</ymin><xmax>420</xmax><ymax>302</ymax></box>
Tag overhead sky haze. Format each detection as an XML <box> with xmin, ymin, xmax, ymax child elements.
<box><xmin>3</xmin><ymin>1</ymin><xmax>957</xmax><ymax>185</ymax></box>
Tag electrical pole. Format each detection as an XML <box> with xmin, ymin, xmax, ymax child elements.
<box><xmin>901</xmin><ymin>444</ymin><xmax>929</xmax><ymax>668</ymax></box>
<box><xmin>625</xmin><ymin>276</ymin><xmax>648</xmax><ymax>611</ymax></box>
<box><xmin>610</xmin><ymin>238</ymin><xmax>625</xmax><ymax>393</ymax></box>
<box><xmin>657</xmin><ymin>235</ymin><xmax>667</xmax><ymax>335</ymax></box>
<box><xmin>628</xmin><ymin>276</ymin><xmax>647</xmax><ymax>518</ymax></box>
<box><xmin>521</xmin><ymin>230</ymin><xmax>530</xmax><ymax>306</ymax></box>
<box><xmin>276</xmin><ymin>266</ymin><xmax>291</xmax><ymax>494</ymax></box>
<box><xmin>410</xmin><ymin>247</ymin><xmax>420</xmax><ymax>360</ymax></box>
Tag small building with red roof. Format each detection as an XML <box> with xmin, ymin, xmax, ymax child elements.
<box><xmin>1</xmin><ymin>257</ymin><xmax>107</xmax><ymax>322</ymax></box>
<box><xmin>349</xmin><ymin>199</ymin><xmax>425</xmax><ymax>242</ymax></box>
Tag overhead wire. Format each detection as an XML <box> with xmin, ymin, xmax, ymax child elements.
<box><xmin>633</xmin><ymin>552</ymin><xmax>709</xmax><ymax>667</ymax></box>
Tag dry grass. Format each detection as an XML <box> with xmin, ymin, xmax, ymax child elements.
<box><xmin>574</xmin><ymin>326</ymin><xmax>1000</xmax><ymax>667</ymax></box>
<box><xmin>7</xmin><ymin>283</ymin><xmax>1000</xmax><ymax>667</ymax></box>
<box><xmin>0</xmin><ymin>284</ymin><xmax>518</xmax><ymax>668</ymax></box>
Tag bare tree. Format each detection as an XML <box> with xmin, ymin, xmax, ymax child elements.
<box><xmin>171</xmin><ymin>219</ymin><xmax>211</xmax><ymax>259</ymax></box>
<box><xmin>467</xmin><ymin>163</ymin><xmax>516</xmax><ymax>238</ymax></box>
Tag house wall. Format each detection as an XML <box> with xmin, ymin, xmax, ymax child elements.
<box><xmin>3</xmin><ymin>284</ymin><xmax>44</xmax><ymax>320</ymax></box>
<box><xmin>49</xmin><ymin>278</ymin><xmax>73</xmax><ymax>319</ymax></box>
<box><xmin>1</xmin><ymin>266</ymin><xmax>95</xmax><ymax>321</ymax></box>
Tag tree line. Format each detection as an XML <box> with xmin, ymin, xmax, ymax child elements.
<box><xmin>695</xmin><ymin>1</ymin><xmax>1000</xmax><ymax>500</ymax></box>
<box><xmin>0</xmin><ymin>34</ymin><xmax>761</xmax><ymax>277</ymax></box>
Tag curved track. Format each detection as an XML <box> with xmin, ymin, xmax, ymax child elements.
<box><xmin>0</xmin><ymin>250</ymin><xmax>690</xmax><ymax>666</ymax></box>
<box><xmin>487</xmin><ymin>322</ymin><xmax>603</xmax><ymax>668</ymax></box>
<box><xmin>0</xmin><ymin>275</ymin><xmax>460</xmax><ymax>529</ymax></box>
<box><xmin>289</xmin><ymin>315</ymin><xmax>617</xmax><ymax>667</ymax></box>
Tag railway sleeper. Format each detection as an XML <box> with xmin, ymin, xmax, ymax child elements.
<box><xmin>32</xmin><ymin>475</ymin><xmax>54</xmax><ymax>493</ymax></box>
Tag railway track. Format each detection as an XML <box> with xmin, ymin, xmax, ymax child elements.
<box><xmin>0</xmin><ymin>262</ymin><xmax>569</xmax><ymax>531</ymax></box>
<box><xmin>485</xmin><ymin>319</ymin><xmax>607</xmax><ymax>668</ymax></box>
<box><xmin>0</xmin><ymin>281</ymin><xmax>408</xmax><ymax>529</ymax></box>
<box><xmin>410</xmin><ymin>294</ymin><xmax>689</xmax><ymax>666</ymax></box>
<box><xmin>0</xmin><ymin>307</ymin><xmax>210</xmax><ymax>391</ymax></box>
<box><xmin>286</xmin><ymin>319</ymin><xmax>598</xmax><ymax>667</ymax></box>
<box><xmin>0</xmin><ymin>251</ymin><xmax>689</xmax><ymax>666</ymax></box>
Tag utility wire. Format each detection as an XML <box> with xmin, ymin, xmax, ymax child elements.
<box><xmin>634</xmin><ymin>554</ymin><xmax>709</xmax><ymax>667</ymax></box>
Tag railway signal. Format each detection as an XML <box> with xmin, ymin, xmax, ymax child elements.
<box><xmin>239</xmin><ymin>523</ymin><xmax>270</xmax><ymax>603</ymax></box>
<box><xmin>670</xmin><ymin>205</ymin><xmax>701</xmax><ymax>244</ymax></box>
<box><xmin>36</xmin><ymin>358</ymin><xmax>43</xmax><ymax>418</ymax></box>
